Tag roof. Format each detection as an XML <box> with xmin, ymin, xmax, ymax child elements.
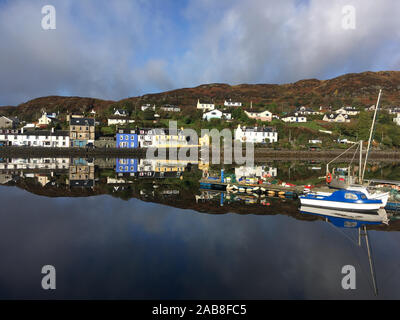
<box><xmin>198</xmin><ymin>100</ymin><xmax>214</xmax><ymax>105</ymax></box>
<box><xmin>0</xmin><ymin>115</ymin><xmax>16</xmax><ymax>122</ymax></box>
<box><xmin>117</xmin><ymin>129</ymin><xmax>138</xmax><ymax>134</ymax></box>
<box><xmin>70</xmin><ymin>118</ymin><xmax>95</xmax><ymax>126</ymax></box>
<box><xmin>18</xmin><ymin>130</ymin><xmax>69</xmax><ymax>136</ymax></box>
<box><xmin>241</xmin><ymin>126</ymin><xmax>276</xmax><ymax>132</ymax></box>
<box><xmin>283</xmin><ymin>113</ymin><xmax>306</xmax><ymax>118</ymax></box>
<box><xmin>296</xmin><ymin>107</ymin><xmax>315</xmax><ymax>112</ymax></box>
<box><xmin>324</xmin><ymin>113</ymin><xmax>348</xmax><ymax>119</ymax></box>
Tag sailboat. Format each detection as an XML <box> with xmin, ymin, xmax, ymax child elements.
<box><xmin>300</xmin><ymin>190</ymin><xmax>384</xmax><ymax>213</ymax></box>
<box><xmin>322</xmin><ymin>89</ymin><xmax>389</xmax><ymax>205</ymax></box>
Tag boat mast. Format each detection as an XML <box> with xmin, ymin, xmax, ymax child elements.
<box><xmin>359</xmin><ymin>140</ymin><xmax>363</xmax><ymax>184</ymax></box>
<box><xmin>364</xmin><ymin>225</ymin><xmax>378</xmax><ymax>296</ymax></box>
<box><xmin>362</xmin><ymin>90</ymin><xmax>382</xmax><ymax>182</ymax></box>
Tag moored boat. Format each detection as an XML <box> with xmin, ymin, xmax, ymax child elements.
<box><xmin>300</xmin><ymin>189</ymin><xmax>383</xmax><ymax>213</ymax></box>
<box><xmin>346</xmin><ymin>185</ymin><xmax>389</xmax><ymax>206</ymax></box>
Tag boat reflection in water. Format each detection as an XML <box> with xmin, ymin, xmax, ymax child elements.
<box><xmin>300</xmin><ymin>205</ymin><xmax>386</xmax><ymax>296</ymax></box>
<box><xmin>299</xmin><ymin>205</ymin><xmax>389</xmax><ymax>226</ymax></box>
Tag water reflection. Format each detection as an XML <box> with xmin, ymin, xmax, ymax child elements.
<box><xmin>0</xmin><ymin>157</ymin><xmax>400</xmax><ymax>298</ymax></box>
<box><xmin>1</xmin><ymin>157</ymin><xmax>400</xmax><ymax>226</ymax></box>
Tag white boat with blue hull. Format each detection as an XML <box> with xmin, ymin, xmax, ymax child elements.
<box><xmin>300</xmin><ymin>190</ymin><xmax>383</xmax><ymax>213</ymax></box>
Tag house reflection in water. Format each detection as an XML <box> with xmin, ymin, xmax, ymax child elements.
<box><xmin>67</xmin><ymin>158</ymin><xmax>95</xmax><ymax>188</ymax></box>
<box><xmin>115</xmin><ymin>158</ymin><xmax>186</xmax><ymax>179</ymax></box>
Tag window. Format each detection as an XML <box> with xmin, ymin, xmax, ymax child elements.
<box><xmin>344</xmin><ymin>193</ymin><xmax>358</xmax><ymax>200</ymax></box>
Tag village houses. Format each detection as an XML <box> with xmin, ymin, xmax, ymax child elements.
<box><xmin>141</xmin><ymin>104</ymin><xmax>156</xmax><ymax>112</ymax></box>
<box><xmin>234</xmin><ymin>124</ymin><xmax>278</xmax><ymax>144</ymax></box>
<box><xmin>282</xmin><ymin>112</ymin><xmax>307</xmax><ymax>123</ymax></box>
<box><xmin>160</xmin><ymin>105</ymin><xmax>181</xmax><ymax>112</ymax></box>
<box><xmin>323</xmin><ymin>113</ymin><xmax>350</xmax><ymax>123</ymax></box>
<box><xmin>116</xmin><ymin>127</ymin><xmax>197</xmax><ymax>149</ymax></box>
<box><xmin>113</xmin><ymin>109</ymin><xmax>128</xmax><ymax>117</ymax></box>
<box><xmin>244</xmin><ymin>110</ymin><xmax>273</xmax><ymax>122</ymax></box>
<box><xmin>0</xmin><ymin>128</ymin><xmax>69</xmax><ymax>147</ymax></box>
<box><xmin>196</xmin><ymin>100</ymin><xmax>215</xmax><ymax>112</ymax></box>
<box><xmin>0</xmin><ymin>116</ymin><xmax>19</xmax><ymax>129</ymax></box>
<box><xmin>388</xmin><ymin>106</ymin><xmax>400</xmax><ymax>114</ymax></box>
<box><xmin>202</xmin><ymin>109</ymin><xmax>232</xmax><ymax>121</ymax></box>
<box><xmin>335</xmin><ymin>106</ymin><xmax>359</xmax><ymax>116</ymax></box>
<box><xmin>295</xmin><ymin>106</ymin><xmax>322</xmax><ymax>115</ymax></box>
<box><xmin>393</xmin><ymin>114</ymin><xmax>400</xmax><ymax>126</ymax></box>
<box><xmin>37</xmin><ymin>112</ymin><xmax>58</xmax><ymax>127</ymax></box>
<box><xmin>224</xmin><ymin>99</ymin><xmax>242</xmax><ymax>107</ymax></box>
<box><xmin>69</xmin><ymin>116</ymin><xmax>95</xmax><ymax>147</ymax></box>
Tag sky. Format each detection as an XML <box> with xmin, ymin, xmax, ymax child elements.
<box><xmin>0</xmin><ymin>0</ymin><xmax>399</xmax><ymax>105</ymax></box>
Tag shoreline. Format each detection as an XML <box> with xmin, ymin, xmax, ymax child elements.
<box><xmin>0</xmin><ymin>146</ymin><xmax>400</xmax><ymax>161</ymax></box>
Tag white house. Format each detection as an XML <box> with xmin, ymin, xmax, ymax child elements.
<box><xmin>160</xmin><ymin>105</ymin><xmax>181</xmax><ymax>112</ymax></box>
<box><xmin>0</xmin><ymin>157</ymin><xmax>70</xmax><ymax>170</ymax></box>
<box><xmin>244</xmin><ymin>110</ymin><xmax>272</xmax><ymax>122</ymax></box>
<box><xmin>309</xmin><ymin>139</ymin><xmax>322</xmax><ymax>144</ymax></box>
<box><xmin>224</xmin><ymin>100</ymin><xmax>242</xmax><ymax>107</ymax></box>
<box><xmin>114</xmin><ymin>109</ymin><xmax>128</xmax><ymax>117</ymax></box>
<box><xmin>234</xmin><ymin>124</ymin><xmax>278</xmax><ymax>143</ymax></box>
<box><xmin>364</xmin><ymin>105</ymin><xmax>376</xmax><ymax>112</ymax></box>
<box><xmin>235</xmin><ymin>165</ymin><xmax>277</xmax><ymax>179</ymax></box>
<box><xmin>0</xmin><ymin>128</ymin><xmax>69</xmax><ymax>147</ymax></box>
<box><xmin>0</xmin><ymin>116</ymin><xmax>18</xmax><ymax>129</ymax></box>
<box><xmin>37</xmin><ymin>112</ymin><xmax>57</xmax><ymax>127</ymax></box>
<box><xmin>335</xmin><ymin>107</ymin><xmax>359</xmax><ymax>116</ymax></box>
<box><xmin>107</xmin><ymin>118</ymin><xmax>135</xmax><ymax>126</ymax></box>
<box><xmin>337</xmin><ymin>138</ymin><xmax>356</xmax><ymax>144</ymax></box>
<box><xmin>296</xmin><ymin>106</ymin><xmax>322</xmax><ymax>115</ymax></box>
<box><xmin>388</xmin><ymin>107</ymin><xmax>400</xmax><ymax>114</ymax></box>
<box><xmin>282</xmin><ymin>113</ymin><xmax>307</xmax><ymax>123</ymax></box>
<box><xmin>393</xmin><ymin>114</ymin><xmax>400</xmax><ymax>126</ymax></box>
<box><xmin>197</xmin><ymin>100</ymin><xmax>215</xmax><ymax>111</ymax></box>
<box><xmin>202</xmin><ymin>109</ymin><xmax>231</xmax><ymax>121</ymax></box>
<box><xmin>323</xmin><ymin>113</ymin><xmax>350</xmax><ymax>123</ymax></box>
<box><xmin>141</xmin><ymin>104</ymin><xmax>156</xmax><ymax>111</ymax></box>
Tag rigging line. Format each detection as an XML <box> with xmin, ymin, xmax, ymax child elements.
<box><xmin>349</xmin><ymin>143</ymin><xmax>360</xmax><ymax>168</ymax></box>
<box><xmin>362</xmin><ymin>90</ymin><xmax>382</xmax><ymax>181</ymax></box>
<box><xmin>326</xmin><ymin>142</ymin><xmax>360</xmax><ymax>171</ymax></box>
<box><xmin>326</xmin><ymin>220</ymin><xmax>358</xmax><ymax>247</ymax></box>
<box><xmin>325</xmin><ymin>222</ymin><xmax>376</xmax><ymax>293</ymax></box>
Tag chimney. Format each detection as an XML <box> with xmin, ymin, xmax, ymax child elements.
<box><xmin>51</xmin><ymin>127</ymin><xmax>54</xmax><ymax>133</ymax></box>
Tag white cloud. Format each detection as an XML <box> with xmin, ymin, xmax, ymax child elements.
<box><xmin>0</xmin><ymin>0</ymin><xmax>399</xmax><ymax>105</ymax></box>
<box><xmin>177</xmin><ymin>0</ymin><xmax>400</xmax><ymax>86</ymax></box>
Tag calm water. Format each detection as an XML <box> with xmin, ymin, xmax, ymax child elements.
<box><xmin>0</xmin><ymin>157</ymin><xmax>400</xmax><ymax>299</ymax></box>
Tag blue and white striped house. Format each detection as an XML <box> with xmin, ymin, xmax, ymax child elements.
<box><xmin>116</xmin><ymin>129</ymin><xmax>138</xmax><ymax>148</ymax></box>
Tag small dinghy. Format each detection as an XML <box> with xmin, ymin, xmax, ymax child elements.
<box><xmin>300</xmin><ymin>189</ymin><xmax>383</xmax><ymax>213</ymax></box>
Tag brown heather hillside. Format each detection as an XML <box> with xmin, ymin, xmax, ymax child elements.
<box><xmin>1</xmin><ymin>70</ymin><xmax>400</xmax><ymax>120</ymax></box>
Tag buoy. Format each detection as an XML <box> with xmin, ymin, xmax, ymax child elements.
<box><xmin>326</xmin><ymin>173</ymin><xmax>332</xmax><ymax>183</ymax></box>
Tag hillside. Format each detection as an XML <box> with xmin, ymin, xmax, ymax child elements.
<box><xmin>1</xmin><ymin>70</ymin><xmax>400</xmax><ymax>120</ymax></box>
